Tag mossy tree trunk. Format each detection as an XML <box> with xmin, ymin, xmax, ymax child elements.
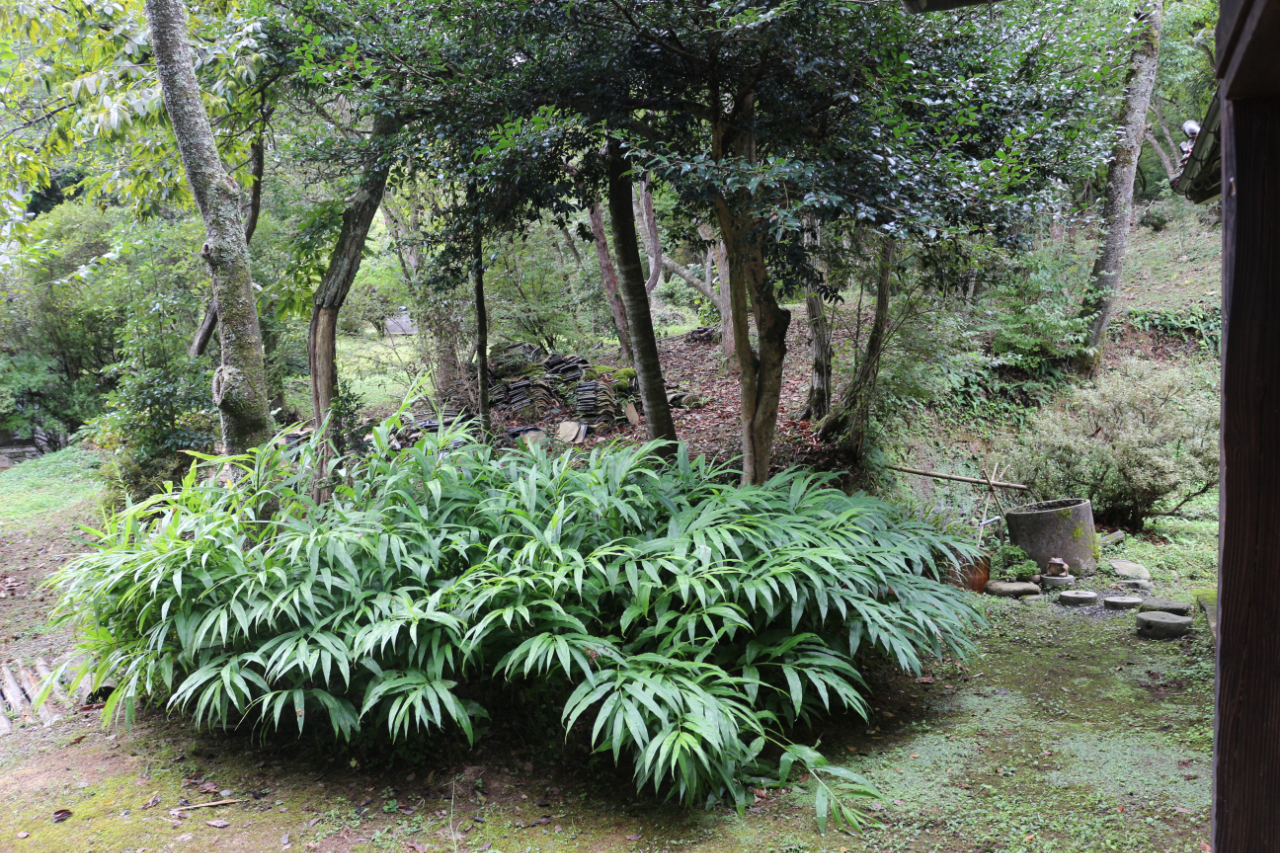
<box><xmin>818</xmin><ymin>237</ymin><xmax>896</xmax><ymax>458</ymax></box>
<box><xmin>607</xmin><ymin>137</ymin><xmax>677</xmax><ymax>454</ymax></box>
<box><xmin>1077</xmin><ymin>0</ymin><xmax>1163</xmax><ymax>370</ymax></box>
<box><xmin>145</xmin><ymin>0</ymin><xmax>271</xmax><ymax>454</ymax></box>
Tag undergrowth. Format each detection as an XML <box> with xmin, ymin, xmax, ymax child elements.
<box><xmin>50</xmin><ymin>410</ymin><xmax>982</xmax><ymax>829</ymax></box>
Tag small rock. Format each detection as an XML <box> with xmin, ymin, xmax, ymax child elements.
<box><xmin>1110</xmin><ymin>559</ymin><xmax>1150</xmax><ymax>580</ymax></box>
<box><xmin>1042</xmin><ymin>574</ymin><xmax>1075</xmax><ymax>588</ymax></box>
<box><xmin>1138</xmin><ymin>599</ymin><xmax>1193</xmax><ymax>616</ymax></box>
<box><xmin>984</xmin><ymin>580</ymin><xmax>1041</xmax><ymax>598</ymax></box>
<box><xmin>17</xmin><ymin>831</ymin><xmax>29</xmax><ymax>839</ymax></box>
<box><xmin>220</xmin><ymin>789</ymin><xmax>233</xmax><ymax>798</ymax></box>
<box><xmin>1018</xmin><ymin>594</ymin><xmax>1044</xmax><ymax>603</ymax></box>
<box><xmin>1059</xmin><ymin>590</ymin><xmax>1099</xmax><ymax>607</ymax></box>
<box><xmin>1103</xmin><ymin>596</ymin><xmax>1143</xmax><ymax>610</ymax></box>
<box><xmin>1118</xmin><ymin>579</ymin><xmax>1153</xmax><ymax>591</ymax></box>
<box><xmin>1099</xmin><ymin>530</ymin><xmax>1126</xmax><ymax>547</ymax></box>
<box><xmin>1137</xmin><ymin>611</ymin><xmax>1194</xmax><ymax>639</ymax></box>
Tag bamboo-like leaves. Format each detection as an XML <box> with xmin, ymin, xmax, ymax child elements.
<box><xmin>50</xmin><ymin>420</ymin><xmax>981</xmax><ymax>820</ymax></box>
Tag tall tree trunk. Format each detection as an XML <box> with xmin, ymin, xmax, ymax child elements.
<box><xmin>1144</xmin><ymin>129</ymin><xmax>1178</xmax><ymax>180</ymax></box>
<box><xmin>190</xmin><ymin>110</ymin><xmax>268</xmax><ymax>358</ymax></box>
<box><xmin>632</xmin><ymin>177</ymin><xmax>662</xmax><ymax>294</ymax></box>
<box><xmin>607</xmin><ymin>138</ymin><xmax>676</xmax><ymax>453</ymax></box>
<box><xmin>145</xmin><ymin>0</ymin><xmax>271</xmax><ymax>453</ymax></box>
<box><xmin>308</xmin><ymin>113</ymin><xmax>399</xmax><ymax>436</ymax></box>
<box><xmin>1077</xmin><ymin>0</ymin><xmax>1164</xmax><ymax>370</ymax></box>
<box><xmin>473</xmin><ymin>222</ymin><xmax>491</xmax><ymax>435</ymax></box>
<box><xmin>712</xmin><ymin>96</ymin><xmax>790</xmax><ymax>485</ymax></box>
<box><xmin>715</xmin><ymin>206</ymin><xmax>790</xmax><ymax>486</ymax></box>
<box><xmin>589</xmin><ymin>202</ymin><xmax>632</xmax><ymax>366</ymax></box>
<box><xmin>803</xmin><ymin>289</ymin><xmax>832</xmax><ymax>422</ymax></box>
<box><xmin>817</xmin><ymin>237</ymin><xmax>897</xmax><ymax>457</ymax></box>
<box><xmin>699</xmin><ymin>224</ymin><xmax>736</xmax><ymax>368</ymax></box>
<box><xmin>802</xmin><ymin>219</ymin><xmax>832</xmax><ymax>422</ymax></box>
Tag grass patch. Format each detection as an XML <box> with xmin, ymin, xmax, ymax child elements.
<box><xmin>0</xmin><ymin>448</ymin><xmax>101</xmax><ymax>526</ymax></box>
<box><xmin>1120</xmin><ymin>202</ymin><xmax>1221</xmax><ymax>314</ymax></box>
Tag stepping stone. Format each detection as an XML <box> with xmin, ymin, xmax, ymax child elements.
<box><xmin>1103</xmin><ymin>596</ymin><xmax>1143</xmax><ymax>610</ymax></box>
<box><xmin>1118</xmin><ymin>579</ymin><xmax>1153</xmax><ymax>592</ymax></box>
<box><xmin>1110</xmin><ymin>559</ymin><xmax>1151</xmax><ymax>580</ymax></box>
<box><xmin>1019</xmin><ymin>595</ymin><xmax>1044</xmax><ymax>603</ymax></box>
<box><xmin>1138</xmin><ymin>599</ymin><xmax>1193</xmax><ymax>616</ymax></box>
<box><xmin>985</xmin><ymin>580</ymin><xmax>1042</xmax><ymax>598</ymax></box>
<box><xmin>1059</xmin><ymin>590</ymin><xmax>1098</xmax><ymax>607</ymax></box>
<box><xmin>1137</xmin><ymin>611</ymin><xmax>1193</xmax><ymax>639</ymax></box>
<box><xmin>1042</xmin><ymin>574</ymin><xmax>1075</xmax><ymax>588</ymax></box>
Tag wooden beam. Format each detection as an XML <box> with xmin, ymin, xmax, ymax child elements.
<box><xmin>1214</xmin><ymin>95</ymin><xmax>1280</xmax><ymax>852</ymax></box>
<box><xmin>1220</xmin><ymin>0</ymin><xmax>1280</xmax><ymax>99</ymax></box>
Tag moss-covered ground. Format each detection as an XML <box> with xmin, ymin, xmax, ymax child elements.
<box><xmin>0</xmin><ymin>581</ymin><xmax>1215</xmax><ymax>852</ymax></box>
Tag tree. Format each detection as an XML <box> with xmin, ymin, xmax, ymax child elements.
<box><xmin>607</xmin><ymin>139</ymin><xmax>678</xmax><ymax>451</ymax></box>
<box><xmin>307</xmin><ymin>113</ymin><xmax>400</xmax><ymax>443</ymax></box>
<box><xmin>1078</xmin><ymin>0</ymin><xmax>1164</xmax><ymax>369</ymax></box>
<box><xmin>143</xmin><ymin>0</ymin><xmax>271</xmax><ymax>453</ymax></box>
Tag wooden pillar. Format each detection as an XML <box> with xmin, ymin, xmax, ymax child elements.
<box><xmin>1214</xmin><ymin>96</ymin><xmax>1280</xmax><ymax>852</ymax></box>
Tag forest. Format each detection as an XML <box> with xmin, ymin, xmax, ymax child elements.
<box><xmin>0</xmin><ymin>0</ymin><xmax>1225</xmax><ymax>851</ymax></box>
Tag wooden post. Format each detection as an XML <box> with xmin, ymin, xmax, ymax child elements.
<box><xmin>1214</xmin><ymin>95</ymin><xmax>1280</xmax><ymax>853</ymax></box>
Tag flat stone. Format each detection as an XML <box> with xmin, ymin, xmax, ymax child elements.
<box><xmin>1042</xmin><ymin>574</ymin><xmax>1076</xmax><ymax>588</ymax></box>
<box><xmin>985</xmin><ymin>580</ymin><xmax>1042</xmax><ymax>598</ymax></box>
<box><xmin>1019</xmin><ymin>594</ymin><xmax>1045</xmax><ymax>603</ymax></box>
<box><xmin>1117</xmin><ymin>579</ymin><xmax>1153</xmax><ymax>591</ymax></box>
<box><xmin>1136</xmin><ymin>611</ymin><xmax>1194</xmax><ymax>639</ymax></box>
<box><xmin>1103</xmin><ymin>596</ymin><xmax>1143</xmax><ymax>610</ymax></box>
<box><xmin>1059</xmin><ymin>590</ymin><xmax>1099</xmax><ymax>607</ymax></box>
<box><xmin>1110</xmin><ymin>559</ymin><xmax>1150</xmax><ymax>580</ymax></box>
<box><xmin>1138</xmin><ymin>599</ymin><xmax>1193</xmax><ymax>616</ymax></box>
<box><xmin>1099</xmin><ymin>530</ymin><xmax>1126</xmax><ymax>547</ymax></box>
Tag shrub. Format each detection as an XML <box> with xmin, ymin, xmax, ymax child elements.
<box><xmin>981</xmin><ymin>249</ymin><xmax>1092</xmax><ymax>375</ymax></box>
<box><xmin>52</xmin><ymin>419</ymin><xmax>980</xmax><ymax>825</ymax></box>
<box><xmin>1004</xmin><ymin>360</ymin><xmax>1218</xmax><ymax>530</ymax></box>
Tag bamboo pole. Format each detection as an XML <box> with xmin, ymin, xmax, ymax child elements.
<box><xmin>886</xmin><ymin>465</ymin><xmax>1030</xmax><ymax>491</ymax></box>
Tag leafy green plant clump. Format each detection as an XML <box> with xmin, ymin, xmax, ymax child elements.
<box><xmin>53</xmin><ymin>418</ymin><xmax>980</xmax><ymax>823</ymax></box>
<box><xmin>989</xmin><ymin>542</ymin><xmax>1037</xmax><ymax>580</ymax></box>
<box><xmin>1005</xmin><ymin>360</ymin><xmax>1218</xmax><ymax>530</ymax></box>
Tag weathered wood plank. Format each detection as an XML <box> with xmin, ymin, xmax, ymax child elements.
<box><xmin>1214</xmin><ymin>95</ymin><xmax>1280</xmax><ymax>853</ymax></box>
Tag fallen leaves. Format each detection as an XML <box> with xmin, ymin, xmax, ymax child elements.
<box><xmin>51</xmin><ymin>810</ymin><xmax>72</xmax><ymax>823</ymax></box>
<box><xmin>141</xmin><ymin>793</ymin><xmax>161</xmax><ymax>809</ymax></box>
